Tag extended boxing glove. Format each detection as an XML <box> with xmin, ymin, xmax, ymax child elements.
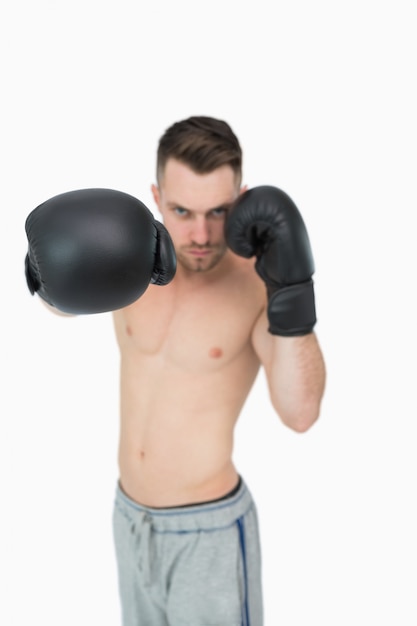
<box><xmin>225</xmin><ymin>185</ymin><xmax>316</xmax><ymax>336</ymax></box>
<box><xmin>25</xmin><ymin>188</ymin><xmax>176</xmax><ymax>314</ymax></box>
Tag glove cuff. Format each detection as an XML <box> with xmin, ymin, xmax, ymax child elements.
<box><xmin>25</xmin><ymin>253</ymin><xmax>39</xmax><ymax>295</ymax></box>
<box><xmin>151</xmin><ymin>221</ymin><xmax>177</xmax><ymax>285</ymax></box>
<box><xmin>267</xmin><ymin>280</ymin><xmax>317</xmax><ymax>336</ymax></box>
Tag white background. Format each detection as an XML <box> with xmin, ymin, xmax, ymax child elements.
<box><xmin>1</xmin><ymin>1</ymin><xmax>416</xmax><ymax>624</ymax></box>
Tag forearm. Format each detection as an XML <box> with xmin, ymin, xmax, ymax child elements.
<box><xmin>266</xmin><ymin>332</ymin><xmax>326</xmax><ymax>432</ymax></box>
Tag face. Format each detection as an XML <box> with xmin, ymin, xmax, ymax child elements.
<box><xmin>152</xmin><ymin>158</ymin><xmax>242</xmax><ymax>274</ymax></box>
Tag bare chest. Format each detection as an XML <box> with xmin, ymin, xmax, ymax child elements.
<box><xmin>113</xmin><ymin>267</ymin><xmax>265</xmax><ymax>372</ymax></box>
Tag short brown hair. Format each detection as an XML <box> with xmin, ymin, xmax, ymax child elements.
<box><xmin>156</xmin><ymin>116</ymin><xmax>242</xmax><ymax>185</ymax></box>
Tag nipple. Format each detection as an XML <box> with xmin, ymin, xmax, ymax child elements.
<box><xmin>209</xmin><ymin>347</ymin><xmax>223</xmax><ymax>359</ymax></box>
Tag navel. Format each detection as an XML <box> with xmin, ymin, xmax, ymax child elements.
<box><xmin>209</xmin><ymin>347</ymin><xmax>223</xmax><ymax>359</ymax></box>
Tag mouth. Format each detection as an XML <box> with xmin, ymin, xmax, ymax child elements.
<box><xmin>187</xmin><ymin>248</ymin><xmax>212</xmax><ymax>257</ymax></box>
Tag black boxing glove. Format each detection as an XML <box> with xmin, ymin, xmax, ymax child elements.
<box><xmin>225</xmin><ymin>185</ymin><xmax>316</xmax><ymax>336</ymax></box>
<box><xmin>25</xmin><ymin>188</ymin><xmax>176</xmax><ymax>314</ymax></box>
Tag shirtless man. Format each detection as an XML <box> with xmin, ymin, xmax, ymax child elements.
<box><xmin>25</xmin><ymin>116</ymin><xmax>326</xmax><ymax>625</ymax></box>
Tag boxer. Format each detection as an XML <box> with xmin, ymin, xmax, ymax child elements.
<box><xmin>25</xmin><ymin>116</ymin><xmax>326</xmax><ymax>625</ymax></box>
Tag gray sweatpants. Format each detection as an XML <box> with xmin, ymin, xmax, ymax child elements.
<box><xmin>112</xmin><ymin>476</ymin><xmax>263</xmax><ymax>625</ymax></box>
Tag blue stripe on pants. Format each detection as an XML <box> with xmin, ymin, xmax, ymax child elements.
<box><xmin>237</xmin><ymin>516</ymin><xmax>250</xmax><ymax>626</ymax></box>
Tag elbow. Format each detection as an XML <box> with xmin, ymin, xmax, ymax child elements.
<box><xmin>273</xmin><ymin>399</ymin><xmax>321</xmax><ymax>433</ymax></box>
<box><xmin>286</xmin><ymin>413</ymin><xmax>318</xmax><ymax>433</ymax></box>
<box><xmin>270</xmin><ymin>371</ymin><xmax>326</xmax><ymax>434</ymax></box>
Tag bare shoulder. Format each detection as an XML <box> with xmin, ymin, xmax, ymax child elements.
<box><xmin>225</xmin><ymin>252</ymin><xmax>266</xmax><ymax>302</ymax></box>
<box><xmin>112</xmin><ymin>283</ymin><xmax>162</xmax><ymax>344</ymax></box>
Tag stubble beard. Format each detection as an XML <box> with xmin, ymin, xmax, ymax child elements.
<box><xmin>177</xmin><ymin>244</ymin><xmax>228</xmax><ymax>273</ymax></box>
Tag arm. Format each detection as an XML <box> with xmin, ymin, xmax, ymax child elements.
<box><xmin>226</xmin><ymin>185</ymin><xmax>325</xmax><ymax>431</ymax></box>
<box><xmin>252</xmin><ymin>309</ymin><xmax>325</xmax><ymax>431</ymax></box>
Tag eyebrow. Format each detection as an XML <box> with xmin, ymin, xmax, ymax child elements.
<box><xmin>166</xmin><ymin>202</ymin><xmax>232</xmax><ymax>213</ymax></box>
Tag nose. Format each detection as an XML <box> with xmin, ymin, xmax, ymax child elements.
<box><xmin>190</xmin><ymin>216</ymin><xmax>210</xmax><ymax>245</ymax></box>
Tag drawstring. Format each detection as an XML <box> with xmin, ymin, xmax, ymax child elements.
<box><xmin>135</xmin><ymin>512</ymin><xmax>154</xmax><ymax>587</ymax></box>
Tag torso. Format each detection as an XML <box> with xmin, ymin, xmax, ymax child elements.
<box><xmin>112</xmin><ymin>251</ymin><xmax>266</xmax><ymax>507</ymax></box>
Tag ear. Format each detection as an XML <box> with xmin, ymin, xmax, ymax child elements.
<box><xmin>151</xmin><ymin>184</ymin><xmax>160</xmax><ymax>208</ymax></box>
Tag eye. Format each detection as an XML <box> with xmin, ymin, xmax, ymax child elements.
<box><xmin>173</xmin><ymin>207</ymin><xmax>189</xmax><ymax>217</ymax></box>
<box><xmin>210</xmin><ymin>207</ymin><xmax>227</xmax><ymax>218</ymax></box>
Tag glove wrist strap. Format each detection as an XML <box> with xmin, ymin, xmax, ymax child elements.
<box><xmin>267</xmin><ymin>280</ymin><xmax>317</xmax><ymax>336</ymax></box>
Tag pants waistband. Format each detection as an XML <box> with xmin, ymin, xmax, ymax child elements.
<box><xmin>114</xmin><ymin>476</ymin><xmax>254</xmax><ymax>533</ymax></box>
